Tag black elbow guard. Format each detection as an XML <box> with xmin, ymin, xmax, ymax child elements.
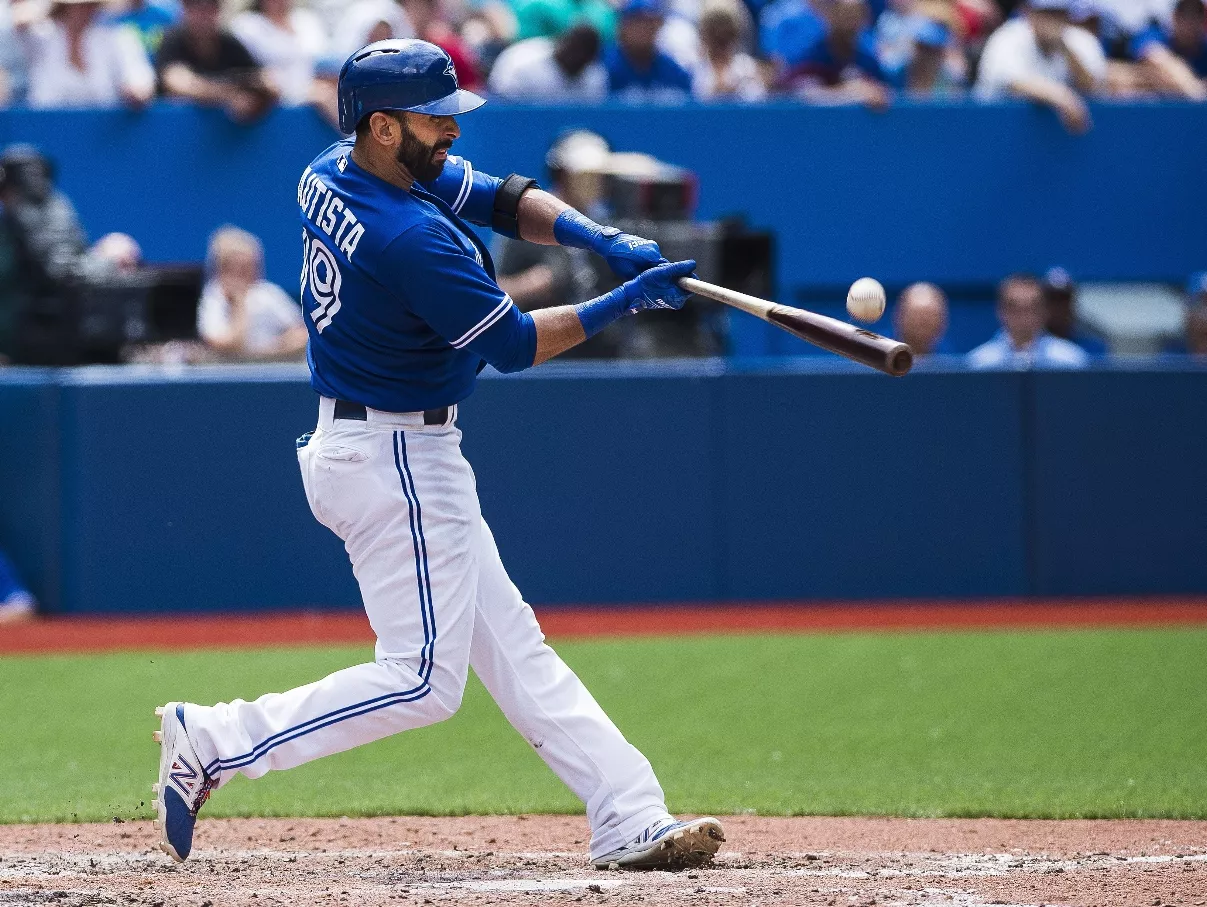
<box><xmin>492</xmin><ymin>174</ymin><xmax>538</xmax><ymax>239</ymax></box>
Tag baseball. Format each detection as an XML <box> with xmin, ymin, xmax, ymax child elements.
<box><xmin>846</xmin><ymin>277</ymin><xmax>886</xmax><ymax>323</ymax></box>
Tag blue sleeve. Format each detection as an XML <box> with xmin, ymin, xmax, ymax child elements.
<box><xmin>379</xmin><ymin>223</ymin><xmax>537</xmax><ymax>373</ymax></box>
<box><xmin>418</xmin><ymin>155</ymin><xmax>502</xmax><ymax>228</ymax></box>
<box><xmin>1128</xmin><ymin>25</ymin><xmax>1165</xmax><ymax>60</ymax></box>
<box><xmin>857</xmin><ymin>31</ymin><xmax>886</xmax><ymax>81</ymax></box>
<box><xmin>667</xmin><ymin>56</ymin><xmax>693</xmax><ymax>92</ymax></box>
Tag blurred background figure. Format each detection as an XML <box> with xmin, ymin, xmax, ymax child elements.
<box><xmin>0</xmin><ymin>547</ymin><xmax>36</xmax><ymax>624</ymax></box>
<box><xmin>197</xmin><ymin>226</ymin><xmax>307</xmax><ymax>362</ymax></box>
<box><xmin>495</xmin><ymin>131</ymin><xmax>621</xmax><ymax>358</ymax></box>
<box><xmin>332</xmin><ymin>0</ymin><xmax>414</xmax><ymax>58</ymax></box>
<box><xmin>692</xmin><ymin>0</ymin><xmax>767</xmax><ymax>100</ymax></box>
<box><xmin>512</xmin><ymin>0</ymin><xmax>616</xmax><ymax>43</ymax></box>
<box><xmin>156</xmin><ymin>0</ymin><xmax>279</xmax><ymax>123</ymax></box>
<box><xmin>776</xmin><ymin>0</ymin><xmax>891</xmax><ymax>109</ymax></box>
<box><xmin>1129</xmin><ymin>0</ymin><xmax>1207</xmax><ymax>100</ymax></box>
<box><xmin>230</xmin><ymin>0</ymin><xmax>330</xmax><ymax>108</ymax></box>
<box><xmin>488</xmin><ymin>21</ymin><xmax>607</xmax><ymax>100</ymax></box>
<box><xmin>893</xmin><ymin>281</ymin><xmax>949</xmax><ymax>355</ymax></box>
<box><xmin>1185</xmin><ymin>304</ymin><xmax>1207</xmax><ymax>357</ymax></box>
<box><xmin>974</xmin><ymin>0</ymin><xmax>1106</xmax><ymax>133</ymax></box>
<box><xmin>110</xmin><ymin>0</ymin><xmax>178</xmax><ymax>58</ymax></box>
<box><xmin>968</xmin><ymin>273</ymin><xmax>1090</xmax><ymax>369</ymax></box>
<box><xmin>0</xmin><ymin>144</ymin><xmax>142</xmax><ymax>365</ymax></box>
<box><xmin>605</xmin><ymin>0</ymin><xmax>693</xmax><ymax>100</ymax></box>
<box><xmin>1166</xmin><ymin>271</ymin><xmax>1207</xmax><ymax>356</ymax></box>
<box><xmin>1042</xmin><ymin>266</ymin><xmax>1107</xmax><ymax>356</ymax></box>
<box><xmin>12</xmin><ymin>0</ymin><xmax>155</xmax><ymax>109</ymax></box>
<box><xmin>401</xmin><ymin>0</ymin><xmax>484</xmax><ymax>89</ymax></box>
<box><xmin>887</xmin><ymin>16</ymin><xmax>967</xmax><ymax>97</ymax></box>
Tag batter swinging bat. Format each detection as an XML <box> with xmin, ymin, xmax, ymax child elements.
<box><xmin>678</xmin><ymin>277</ymin><xmax>914</xmax><ymax>377</ymax></box>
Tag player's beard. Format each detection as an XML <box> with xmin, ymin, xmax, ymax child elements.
<box><xmin>397</xmin><ymin>121</ymin><xmax>451</xmax><ymax>184</ymax></box>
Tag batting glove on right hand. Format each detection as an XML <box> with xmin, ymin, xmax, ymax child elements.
<box><xmin>621</xmin><ymin>259</ymin><xmax>697</xmax><ymax>313</ymax></box>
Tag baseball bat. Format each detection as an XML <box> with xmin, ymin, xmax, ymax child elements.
<box><xmin>678</xmin><ymin>277</ymin><xmax>914</xmax><ymax>377</ymax></box>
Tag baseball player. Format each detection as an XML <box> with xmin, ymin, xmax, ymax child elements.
<box><xmin>152</xmin><ymin>39</ymin><xmax>724</xmax><ymax>871</ymax></box>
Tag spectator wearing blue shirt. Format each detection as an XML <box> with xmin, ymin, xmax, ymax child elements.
<box><xmin>777</xmin><ymin>0</ymin><xmax>890</xmax><ymax>108</ymax></box>
<box><xmin>604</xmin><ymin>0</ymin><xmax>693</xmax><ymax>100</ymax></box>
<box><xmin>1129</xmin><ymin>0</ymin><xmax>1207</xmax><ymax>100</ymax></box>
<box><xmin>759</xmin><ymin>0</ymin><xmax>825</xmax><ymax>64</ymax></box>
<box><xmin>968</xmin><ymin>274</ymin><xmax>1089</xmax><ymax>370</ymax></box>
<box><xmin>111</xmin><ymin>0</ymin><xmax>179</xmax><ymax>57</ymax></box>
<box><xmin>0</xmin><ymin>547</ymin><xmax>36</xmax><ymax>623</ymax></box>
<box><xmin>1042</xmin><ymin>266</ymin><xmax>1107</xmax><ymax>357</ymax></box>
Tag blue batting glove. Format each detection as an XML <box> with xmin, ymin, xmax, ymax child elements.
<box><xmin>621</xmin><ymin>259</ymin><xmax>697</xmax><ymax>313</ymax></box>
<box><xmin>597</xmin><ymin>230</ymin><xmax>665</xmax><ymax>280</ymax></box>
<box><xmin>552</xmin><ymin>209</ymin><xmax>665</xmax><ymax>279</ymax></box>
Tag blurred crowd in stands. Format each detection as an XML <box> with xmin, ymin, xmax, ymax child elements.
<box><xmin>0</xmin><ymin>0</ymin><xmax>1203</xmax><ymax>130</ymax></box>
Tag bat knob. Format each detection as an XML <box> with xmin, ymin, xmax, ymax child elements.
<box><xmin>889</xmin><ymin>347</ymin><xmax>914</xmax><ymax>377</ymax></box>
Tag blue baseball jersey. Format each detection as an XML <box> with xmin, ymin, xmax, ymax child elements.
<box><xmin>298</xmin><ymin>139</ymin><xmax>537</xmax><ymax>412</ymax></box>
<box><xmin>603</xmin><ymin>45</ymin><xmax>692</xmax><ymax>100</ymax></box>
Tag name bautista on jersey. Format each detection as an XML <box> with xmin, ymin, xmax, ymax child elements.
<box><xmin>298</xmin><ymin>165</ymin><xmax>365</xmax><ymax>261</ymax></box>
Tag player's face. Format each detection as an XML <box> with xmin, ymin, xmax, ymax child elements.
<box><xmin>397</xmin><ymin>113</ymin><xmax>459</xmax><ymax>183</ymax></box>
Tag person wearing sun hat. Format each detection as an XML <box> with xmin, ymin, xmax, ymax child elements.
<box><xmin>10</xmin><ymin>0</ymin><xmax>155</xmax><ymax>108</ymax></box>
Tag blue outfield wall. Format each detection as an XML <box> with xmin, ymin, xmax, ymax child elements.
<box><xmin>1</xmin><ymin>362</ymin><xmax>1205</xmax><ymax>615</ymax></box>
<box><xmin>2</xmin><ymin>101</ymin><xmax>1205</xmax><ymax>302</ymax></box>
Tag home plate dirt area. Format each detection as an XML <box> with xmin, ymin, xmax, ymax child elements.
<box><xmin>3</xmin><ymin>816</ymin><xmax>1206</xmax><ymax>907</ymax></box>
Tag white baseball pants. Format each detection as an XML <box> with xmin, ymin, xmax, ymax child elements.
<box><xmin>184</xmin><ymin>398</ymin><xmax>670</xmax><ymax>859</ymax></box>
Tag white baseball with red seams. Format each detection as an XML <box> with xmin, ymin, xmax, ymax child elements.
<box><xmin>181</xmin><ymin>399</ymin><xmax>672</xmax><ymax>862</ymax></box>
<box><xmin>847</xmin><ymin>277</ymin><xmax>886</xmax><ymax>323</ymax></box>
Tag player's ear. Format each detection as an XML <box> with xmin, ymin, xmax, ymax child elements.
<box><xmin>369</xmin><ymin>111</ymin><xmax>399</xmax><ymax>147</ymax></box>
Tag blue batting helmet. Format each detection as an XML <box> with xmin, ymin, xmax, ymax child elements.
<box><xmin>337</xmin><ymin>39</ymin><xmax>485</xmax><ymax>134</ymax></box>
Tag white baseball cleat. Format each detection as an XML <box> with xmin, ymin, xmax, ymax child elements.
<box><xmin>151</xmin><ymin>702</ymin><xmax>215</xmax><ymax>862</ymax></box>
<box><xmin>592</xmin><ymin>816</ymin><xmax>725</xmax><ymax>870</ymax></box>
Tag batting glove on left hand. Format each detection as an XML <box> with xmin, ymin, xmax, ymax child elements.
<box><xmin>621</xmin><ymin>259</ymin><xmax>697</xmax><ymax>312</ymax></box>
<box><xmin>598</xmin><ymin>229</ymin><xmax>666</xmax><ymax>280</ymax></box>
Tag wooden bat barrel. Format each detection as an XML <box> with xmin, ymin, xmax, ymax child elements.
<box><xmin>766</xmin><ymin>306</ymin><xmax>914</xmax><ymax>377</ymax></box>
<box><xmin>678</xmin><ymin>277</ymin><xmax>914</xmax><ymax>377</ymax></box>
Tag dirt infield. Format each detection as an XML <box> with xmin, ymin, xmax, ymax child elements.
<box><xmin>4</xmin><ymin>598</ymin><xmax>1207</xmax><ymax>655</ymax></box>
<box><xmin>2</xmin><ymin>816</ymin><xmax>1204</xmax><ymax>907</ymax></box>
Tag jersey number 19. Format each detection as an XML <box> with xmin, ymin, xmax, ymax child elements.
<box><xmin>302</xmin><ymin>230</ymin><xmax>343</xmax><ymax>334</ymax></box>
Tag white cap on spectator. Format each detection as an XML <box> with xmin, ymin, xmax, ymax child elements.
<box><xmin>546</xmin><ymin>131</ymin><xmax>611</xmax><ymax>175</ymax></box>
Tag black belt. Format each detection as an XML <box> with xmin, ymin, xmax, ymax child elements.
<box><xmin>334</xmin><ymin>399</ymin><xmax>449</xmax><ymax>425</ymax></box>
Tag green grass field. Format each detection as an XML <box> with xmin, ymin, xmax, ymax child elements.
<box><xmin>2</xmin><ymin>626</ymin><xmax>1205</xmax><ymax>823</ymax></box>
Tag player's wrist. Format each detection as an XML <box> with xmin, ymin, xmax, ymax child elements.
<box><xmin>573</xmin><ymin>286</ymin><xmax>630</xmax><ymax>339</ymax></box>
<box><xmin>552</xmin><ymin>209</ymin><xmax>617</xmax><ymax>254</ymax></box>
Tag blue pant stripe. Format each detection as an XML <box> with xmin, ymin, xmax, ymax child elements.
<box><xmin>206</xmin><ymin>432</ymin><xmax>439</xmax><ymax>775</ymax></box>
<box><xmin>397</xmin><ymin>432</ymin><xmax>436</xmax><ymax>682</ymax></box>
<box><xmin>394</xmin><ymin>431</ymin><xmax>434</xmax><ymax>681</ymax></box>
<box><xmin>215</xmin><ymin>684</ymin><xmax>431</xmax><ymax>771</ymax></box>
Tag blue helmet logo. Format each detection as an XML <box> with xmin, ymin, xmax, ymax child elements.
<box><xmin>337</xmin><ymin>39</ymin><xmax>485</xmax><ymax>134</ymax></box>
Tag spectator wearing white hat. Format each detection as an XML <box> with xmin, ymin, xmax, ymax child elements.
<box><xmin>11</xmin><ymin>0</ymin><xmax>155</xmax><ymax>109</ymax></box>
<box><xmin>495</xmin><ymin>131</ymin><xmax>620</xmax><ymax>358</ymax></box>
<box><xmin>974</xmin><ymin>0</ymin><xmax>1106</xmax><ymax>133</ymax></box>
<box><xmin>488</xmin><ymin>22</ymin><xmax>608</xmax><ymax>101</ymax></box>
